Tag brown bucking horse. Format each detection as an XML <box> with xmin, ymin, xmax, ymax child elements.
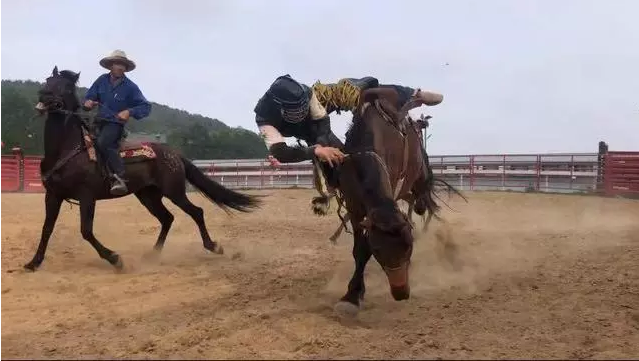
<box><xmin>332</xmin><ymin>86</ymin><xmax>463</xmax><ymax>317</ymax></box>
<box><xmin>24</xmin><ymin>66</ymin><xmax>262</xmax><ymax>272</ymax></box>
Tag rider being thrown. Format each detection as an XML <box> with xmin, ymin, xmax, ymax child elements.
<box><xmin>254</xmin><ymin>75</ymin><xmax>443</xmax><ymax>206</ymax></box>
<box><xmin>82</xmin><ymin>50</ymin><xmax>152</xmax><ymax>196</ymax></box>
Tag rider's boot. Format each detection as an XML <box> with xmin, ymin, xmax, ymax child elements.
<box><xmin>110</xmin><ymin>173</ymin><xmax>129</xmax><ymax>196</ymax></box>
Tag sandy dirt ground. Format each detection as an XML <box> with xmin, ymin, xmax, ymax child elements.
<box><xmin>1</xmin><ymin>189</ymin><xmax>638</xmax><ymax>359</ymax></box>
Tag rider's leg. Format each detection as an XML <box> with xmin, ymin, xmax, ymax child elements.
<box><xmin>96</xmin><ymin>122</ymin><xmax>128</xmax><ymax>195</ymax></box>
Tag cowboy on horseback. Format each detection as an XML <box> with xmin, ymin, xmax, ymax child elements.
<box><xmin>82</xmin><ymin>50</ymin><xmax>151</xmax><ymax>195</ymax></box>
<box><xmin>255</xmin><ymin>75</ymin><xmax>442</xmax><ymax>211</ymax></box>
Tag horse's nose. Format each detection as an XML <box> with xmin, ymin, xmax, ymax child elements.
<box><xmin>390</xmin><ymin>284</ymin><xmax>410</xmax><ymax>301</ymax></box>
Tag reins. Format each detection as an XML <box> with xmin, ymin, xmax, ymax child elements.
<box><xmin>38</xmin><ymin>109</ymin><xmax>109</xmax><ymax>206</ymax></box>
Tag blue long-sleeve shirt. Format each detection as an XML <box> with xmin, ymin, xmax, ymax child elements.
<box><xmin>83</xmin><ymin>73</ymin><xmax>152</xmax><ymax>124</ymax></box>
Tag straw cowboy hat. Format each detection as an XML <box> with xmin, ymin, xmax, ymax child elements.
<box><xmin>99</xmin><ymin>50</ymin><xmax>136</xmax><ymax>72</ymax></box>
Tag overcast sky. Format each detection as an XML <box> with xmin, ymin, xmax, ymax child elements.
<box><xmin>2</xmin><ymin>0</ymin><xmax>637</xmax><ymax>155</ymax></box>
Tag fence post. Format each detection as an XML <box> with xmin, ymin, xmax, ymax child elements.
<box><xmin>570</xmin><ymin>155</ymin><xmax>574</xmax><ymax>190</ymax></box>
<box><xmin>502</xmin><ymin>154</ymin><xmax>506</xmax><ymax>191</ymax></box>
<box><xmin>597</xmin><ymin>141</ymin><xmax>608</xmax><ymax>191</ymax></box>
<box><xmin>536</xmin><ymin>155</ymin><xmax>541</xmax><ymax>191</ymax></box>
<box><xmin>260</xmin><ymin>160</ymin><xmax>264</xmax><ymax>189</ymax></box>
<box><xmin>469</xmin><ymin>155</ymin><xmax>475</xmax><ymax>191</ymax></box>
<box><xmin>12</xmin><ymin>147</ymin><xmax>24</xmax><ymax>192</ymax></box>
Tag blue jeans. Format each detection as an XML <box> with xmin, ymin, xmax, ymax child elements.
<box><xmin>378</xmin><ymin>84</ymin><xmax>415</xmax><ymax>107</ymax></box>
<box><xmin>95</xmin><ymin>122</ymin><xmax>125</xmax><ymax>176</ymax></box>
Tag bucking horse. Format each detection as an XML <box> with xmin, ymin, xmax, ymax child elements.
<box><xmin>331</xmin><ymin>87</ymin><xmax>464</xmax><ymax>317</ymax></box>
<box><xmin>24</xmin><ymin>66</ymin><xmax>262</xmax><ymax>271</ymax></box>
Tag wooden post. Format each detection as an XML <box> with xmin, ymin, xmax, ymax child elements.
<box><xmin>12</xmin><ymin>147</ymin><xmax>24</xmax><ymax>192</ymax></box>
<box><xmin>596</xmin><ymin>141</ymin><xmax>608</xmax><ymax>191</ymax></box>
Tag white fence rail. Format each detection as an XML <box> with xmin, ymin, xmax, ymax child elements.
<box><xmin>192</xmin><ymin>153</ymin><xmax>602</xmax><ymax>193</ymax></box>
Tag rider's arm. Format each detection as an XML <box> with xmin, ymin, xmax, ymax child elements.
<box><xmin>257</xmin><ymin>120</ymin><xmax>316</xmax><ymax>163</ymax></box>
<box><xmin>83</xmin><ymin>76</ymin><xmax>103</xmax><ymax>102</ymax></box>
<box><xmin>127</xmin><ymin>83</ymin><xmax>152</xmax><ymax>120</ymax></box>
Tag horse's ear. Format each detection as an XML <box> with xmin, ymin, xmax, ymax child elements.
<box><xmin>74</xmin><ymin>72</ymin><xmax>81</xmax><ymax>83</ymax></box>
<box><xmin>52</xmin><ymin>66</ymin><xmax>59</xmax><ymax>76</ymax></box>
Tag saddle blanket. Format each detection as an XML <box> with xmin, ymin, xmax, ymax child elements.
<box><xmin>82</xmin><ymin>129</ymin><xmax>157</xmax><ymax>163</ymax></box>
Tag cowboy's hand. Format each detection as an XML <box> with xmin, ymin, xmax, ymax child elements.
<box><xmin>117</xmin><ymin>109</ymin><xmax>130</xmax><ymax>121</ymax></box>
<box><xmin>83</xmin><ymin>100</ymin><xmax>98</xmax><ymax>110</ymax></box>
<box><xmin>267</xmin><ymin>155</ymin><xmax>281</xmax><ymax>168</ymax></box>
<box><xmin>314</xmin><ymin>145</ymin><xmax>345</xmax><ymax>167</ymax></box>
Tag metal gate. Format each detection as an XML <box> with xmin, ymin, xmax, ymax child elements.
<box><xmin>604</xmin><ymin>151</ymin><xmax>639</xmax><ymax>196</ymax></box>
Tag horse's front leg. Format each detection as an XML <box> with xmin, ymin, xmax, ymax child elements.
<box><xmin>334</xmin><ymin>226</ymin><xmax>372</xmax><ymax>317</ymax></box>
<box><xmin>24</xmin><ymin>191</ymin><xmax>64</xmax><ymax>271</ymax></box>
<box><xmin>79</xmin><ymin>195</ymin><xmax>123</xmax><ymax>270</ymax></box>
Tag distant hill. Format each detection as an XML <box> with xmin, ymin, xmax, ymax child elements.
<box><xmin>1</xmin><ymin>79</ymin><xmax>267</xmax><ymax>159</ymax></box>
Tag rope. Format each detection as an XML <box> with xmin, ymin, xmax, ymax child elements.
<box><xmin>312</xmin><ymin>79</ymin><xmax>362</xmax><ymax>114</ymax></box>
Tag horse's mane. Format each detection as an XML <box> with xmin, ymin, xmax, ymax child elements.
<box><xmin>344</xmin><ymin>87</ymin><xmax>400</xmax><ymax>152</ymax></box>
<box><xmin>59</xmin><ymin>70</ymin><xmax>80</xmax><ymax>84</ymax></box>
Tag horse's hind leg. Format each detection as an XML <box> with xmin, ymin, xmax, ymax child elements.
<box><xmin>79</xmin><ymin>196</ymin><xmax>123</xmax><ymax>270</ymax></box>
<box><xmin>168</xmin><ymin>192</ymin><xmax>223</xmax><ymax>255</ymax></box>
<box><xmin>135</xmin><ymin>186</ymin><xmax>174</xmax><ymax>252</ymax></box>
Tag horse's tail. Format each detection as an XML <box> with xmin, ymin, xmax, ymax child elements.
<box><xmin>427</xmin><ymin>176</ymin><xmax>468</xmax><ymax>216</ymax></box>
<box><xmin>181</xmin><ymin>156</ymin><xmax>262</xmax><ymax>213</ymax></box>
<box><xmin>418</xmin><ymin>167</ymin><xmax>468</xmax><ymax>219</ymax></box>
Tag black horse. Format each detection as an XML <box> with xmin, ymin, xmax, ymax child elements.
<box><xmin>24</xmin><ymin>66</ymin><xmax>262</xmax><ymax>271</ymax></box>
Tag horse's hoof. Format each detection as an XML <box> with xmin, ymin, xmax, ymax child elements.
<box><xmin>333</xmin><ymin>301</ymin><xmax>360</xmax><ymax>318</ymax></box>
<box><xmin>204</xmin><ymin>243</ymin><xmax>224</xmax><ymax>255</ymax></box>
<box><xmin>112</xmin><ymin>254</ymin><xmax>124</xmax><ymax>272</ymax></box>
<box><xmin>23</xmin><ymin>262</ymin><xmax>38</xmax><ymax>272</ymax></box>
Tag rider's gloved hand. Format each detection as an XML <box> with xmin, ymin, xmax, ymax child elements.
<box><xmin>314</xmin><ymin>145</ymin><xmax>345</xmax><ymax>167</ymax></box>
<box><xmin>83</xmin><ymin>100</ymin><xmax>98</xmax><ymax>111</ymax></box>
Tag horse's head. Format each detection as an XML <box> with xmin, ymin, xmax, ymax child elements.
<box><xmin>35</xmin><ymin>66</ymin><xmax>81</xmax><ymax>115</ymax></box>
<box><xmin>360</xmin><ymin>203</ymin><xmax>414</xmax><ymax>301</ymax></box>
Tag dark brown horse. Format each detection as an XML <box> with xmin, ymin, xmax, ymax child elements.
<box><xmin>24</xmin><ymin>66</ymin><xmax>262</xmax><ymax>271</ymax></box>
<box><xmin>332</xmin><ymin>87</ymin><xmax>462</xmax><ymax>316</ymax></box>
<box><xmin>328</xmin><ymin>114</ymin><xmax>462</xmax><ymax>242</ymax></box>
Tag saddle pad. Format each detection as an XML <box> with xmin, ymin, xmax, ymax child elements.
<box><xmin>82</xmin><ymin>130</ymin><xmax>157</xmax><ymax>163</ymax></box>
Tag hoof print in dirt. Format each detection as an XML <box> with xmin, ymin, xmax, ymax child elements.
<box><xmin>231</xmin><ymin>251</ymin><xmax>245</xmax><ymax>261</ymax></box>
<box><xmin>333</xmin><ymin>301</ymin><xmax>360</xmax><ymax>318</ymax></box>
<box><xmin>141</xmin><ymin>250</ymin><xmax>162</xmax><ymax>262</ymax></box>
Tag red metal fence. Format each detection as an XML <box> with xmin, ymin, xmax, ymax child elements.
<box><xmin>2</xmin><ymin>149</ymin><xmax>638</xmax><ymax>197</ymax></box>
<box><xmin>1</xmin><ymin>155</ymin><xmax>20</xmax><ymax>192</ymax></box>
<box><xmin>603</xmin><ymin>151</ymin><xmax>639</xmax><ymax>197</ymax></box>
<box><xmin>23</xmin><ymin>156</ymin><xmax>44</xmax><ymax>193</ymax></box>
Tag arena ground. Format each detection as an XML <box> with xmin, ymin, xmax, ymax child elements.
<box><xmin>1</xmin><ymin>189</ymin><xmax>638</xmax><ymax>359</ymax></box>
